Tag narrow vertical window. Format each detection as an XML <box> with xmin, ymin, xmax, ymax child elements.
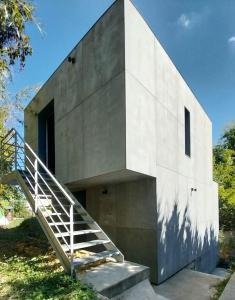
<box><xmin>185</xmin><ymin>107</ymin><xmax>191</xmax><ymax>157</ymax></box>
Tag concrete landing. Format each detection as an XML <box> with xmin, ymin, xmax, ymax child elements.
<box><xmin>76</xmin><ymin>261</ymin><xmax>149</xmax><ymax>299</ymax></box>
<box><xmin>153</xmin><ymin>269</ymin><xmax>222</xmax><ymax>300</ymax></box>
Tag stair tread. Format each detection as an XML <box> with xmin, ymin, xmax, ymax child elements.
<box><xmin>76</xmin><ymin>262</ymin><xmax>149</xmax><ymax>298</ymax></box>
<box><xmin>44</xmin><ymin>212</ymin><xmax>80</xmax><ymax>216</ymax></box>
<box><xmin>48</xmin><ymin>221</ymin><xmax>93</xmax><ymax>225</ymax></box>
<box><xmin>55</xmin><ymin>229</ymin><xmax>101</xmax><ymax>237</ymax></box>
<box><xmin>4</xmin><ymin>159</ymin><xmax>124</xmax><ymax>274</ymax></box>
<box><xmin>62</xmin><ymin>239</ymin><xmax>110</xmax><ymax>251</ymax></box>
<box><xmin>73</xmin><ymin>250</ymin><xmax>119</xmax><ymax>267</ymax></box>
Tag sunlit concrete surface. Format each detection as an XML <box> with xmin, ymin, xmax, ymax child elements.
<box><xmin>153</xmin><ymin>269</ymin><xmax>222</xmax><ymax>300</ymax></box>
<box><xmin>25</xmin><ymin>0</ymin><xmax>219</xmax><ymax>284</ymax></box>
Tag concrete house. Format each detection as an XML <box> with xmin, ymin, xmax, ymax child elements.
<box><xmin>24</xmin><ymin>0</ymin><xmax>219</xmax><ymax>284</ymax></box>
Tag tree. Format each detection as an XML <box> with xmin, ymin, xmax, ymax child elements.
<box><xmin>0</xmin><ymin>0</ymin><xmax>40</xmax><ymax>126</ymax></box>
<box><xmin>0</xmin><ymin>0</ymin><xmax>34</xmax><ymax>81</ymax></box>
<box><xmin>4</xmin><ymin>84</ymin><xmax>40</xmax><ymax>127</ymax></box>
<box><xmin>213</xmin><ymin>124</ymin><xmax>235</xmax><ymax>231</ymax></box>
<box><xmin>221</xmin><ymin>124</ymin><xmax>235</xmax><ymax>150</ymax></box>
<box><xmin>0</xmin><ymin>0</ymin><xmax>38</xmax><ymax>218</ymax></box>
<box><xmin>0</xmin><ymin>107</ymin><xmax>27</xmax><ymax>217</ymax></box>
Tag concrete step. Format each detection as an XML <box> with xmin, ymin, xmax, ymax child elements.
<box><xmin>55</xmin><ymin>229</ymin><xmax>101</xmax><ymax>238</ymax></box>
<box><xmin>111</xmin><ymin>279</ymin><xmax>157</xmax><ymax>300</ymax></box>
<box><xmin>62</xmin><ymin>239</ymin><xmax>110</xmax><ymax>251</ymax></box>
<box><xmin>76</xmin><ymin>261</ymin><xmax>149</xmax><ymax>299</ymax></box>
<box><xmin>73</xmin><ymin>250</ymin><xmax>120</xmax><ymax>269</ymax></box>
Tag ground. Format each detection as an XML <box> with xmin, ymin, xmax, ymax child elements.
<box><xmin>0</xmin><ymin>218</ymin><xmax>234</xmax><ymax>300</ymax></box>
<box><xmin>0</xmin><ymin>218</ymin><xmax>97</xmax><ymax>300</ymax></box>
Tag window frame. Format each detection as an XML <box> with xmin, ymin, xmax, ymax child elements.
<box><xmin>184</xmin><ymin>107</ymin><xmax>191</xmax><ymax>157</ymax></box>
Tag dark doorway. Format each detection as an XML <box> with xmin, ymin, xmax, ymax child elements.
<box><xmin>38</xmin><ymin>100</ymin><xmax>55</xmax><ymax>174</ymax></box>
<box><xmin>72</xmin><ymin>190</ymin><xmax>86</xmax><ymax>209</ymax></box>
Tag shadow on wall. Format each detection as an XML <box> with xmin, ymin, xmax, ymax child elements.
<box><xmin>157</xmin><ymin>199</ymin><xmax>218</xmax><ymax>284</ymax></box>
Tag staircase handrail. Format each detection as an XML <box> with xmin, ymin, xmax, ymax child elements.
<box><xmin>2</xmin><ymin>128</ymin><xmax>75</xmax><ymax>206</ymax></box>
<box><xmin>1</xmin><ymin>128</ymin><xmax>76</xmax><ymax>275</ymax></box>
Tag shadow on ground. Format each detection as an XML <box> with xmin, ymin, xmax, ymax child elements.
<box><xmin>0</xmin><ymin>218</ymin><xmax>97</xmax><ymax>300</ymax></box>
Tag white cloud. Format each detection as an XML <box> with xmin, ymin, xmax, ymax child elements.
<box><xmin>178</xmin><ymin>14</ymin><xmax>191</xmax><ymax>28</ymax></box>
<box><xmin>177</xmin><ymin>10</ymin><xmax>210</xmax><ymax>30</ymax></box>
<box><xmin>228</xmin><ymin>36</ymin><xmax>235</xmax><ymax>44</ymax></box>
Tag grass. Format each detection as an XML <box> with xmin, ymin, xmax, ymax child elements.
<box><xmin>0</xmin><ymin>217</ymin><xmax>98</xmax><ymax>300</ymax></box>
<box><xmin>211</xmin><ymin>230</ymin><xmax>235</xmax><ymax>300</ymax></box>
<box><xmin>211</xmin><ymin>276</ymin><xmax>231</xmax><ymax>300</ymax></box>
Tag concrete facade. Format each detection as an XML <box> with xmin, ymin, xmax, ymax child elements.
<box><xmin>25</xmin><ymin>0</ymin><xmax>219</xmax><ymax>284</ymax></box>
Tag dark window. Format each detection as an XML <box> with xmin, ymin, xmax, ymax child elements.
<box><xmin>184</xmin><ymin>107</ymin><xmax>191</xmax><ymax>157</ymax></box>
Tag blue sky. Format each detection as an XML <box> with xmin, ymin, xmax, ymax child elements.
<box><xmin>10</xmin><ymin>0</ymin><xmax>235</xmax><ymax>144</ymax></box>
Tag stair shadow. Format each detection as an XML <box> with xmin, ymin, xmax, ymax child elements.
<box><xmin>0</xmin><ymin>217</ymin><xmax>49</xmax><ymax>260</ymax></box>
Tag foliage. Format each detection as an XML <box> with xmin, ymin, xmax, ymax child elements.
<box><xmin>211</xmin><ymin>276</ymin><xmax>231</xmax><ymax>300</ymax></box>
<box><xmin>213</xmin><ymin>123</ymin><xmax>235</xmax><ymax>231</ymax></box>
<box><xmin>0</xmin><ymin>0</ymin><xmax>34</xmax><ymax>79</ymax></box>
<box><xmin>219</xmin><ymin>230</ymin><xmax>235</xmax><ymax>268</ymax></box>
<box><xmin>219</xmin><ymin>199</ymin><xmax>235</xmax><ymax>231</ymax></box>
<box><xmin>0</xmin><ymin>0</ymin><xmax>40</xmax><ymax>127</ymax></box>
<box><xmin>221</xmin><ymin>124</ymin><xmax>235</xmax><ymax>150</ymax></box>
<box><xmin>13</xmin><ymin>199</ymin><xmax>31</xmax><ymax>218</ymax></box>
<box><xmin>212</xmin><ymin>231</ymin><xmax>235</xmax><ymax>300</ymax></box>
<box><xmin>0</xmin><ymin>106</ymin><xmax>27</xmax><ymax>216</ymax></box>
<box><xmin>0</xmin><ymin>256</ymin><xmax>97</xmax><ymax>300</ymax></box>
<box><xmin>212</xmin><ymin>230</ymin><xmax>235</xmax><ymax>300</ymax></box>
<box><xmin>0</xmin><ymin>218</ymin><xmax>97</xmax><ymax>300</ymax></box>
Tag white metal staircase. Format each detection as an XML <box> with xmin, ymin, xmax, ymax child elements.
<box><xmin>0</xmin><ymin>128</ymin><xmax>124</xmax><ymax>276</ymax></box>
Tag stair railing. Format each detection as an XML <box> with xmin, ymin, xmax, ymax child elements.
<box><xmin>0</xmin><ymin>128</ymin><xmax>75</xmax><ymax>276</ymax></box>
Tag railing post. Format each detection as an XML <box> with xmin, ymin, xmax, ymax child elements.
<box><xmin>70</xmin><ymin>204</ymin><xmax>74</xmax><ymax>277</ymax></box>
<box><xmin>34</xmin><ymin>159</ymin><xmax>38</xmax><ymax>213</ymax></box>
<box><xmin>14</xmin><ymin>132</ymin><xmax>17</xmax><ymax>171</ymax></box>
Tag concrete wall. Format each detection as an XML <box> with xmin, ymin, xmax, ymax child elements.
<box><xmin>25</xmin><ymin>0</ymin><xmax>219</xmax><ymax>285</ymax></box>
<box><xmin>86</xmin><ymin>177</ymin><xmax>158</xmax><ymax>282</ymax></box>
<box><xmin>124</xmin><ymin>0</ymin><xmax>218</xmax><ymax>283</ymax></box>
<box><xmin>25</xmin><ymin>0</ymin><xmax>126</xmax><ymax>184</ymax></box>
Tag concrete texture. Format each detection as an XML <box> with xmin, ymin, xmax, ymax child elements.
<box><xmin>76</xmin><ymin>261</ymin><xmax>149</xmax><ymax>298</ymax></box>
<box><xmin>25</xmin><ymin>0</ymin><xmax>126</xmax><ymax>184</ymax></box>
<box><xmin>86</xmin><ymin>178</ymin><xmax>158</xmax><ymax>282</ymax></box>
<box><xmin>212</xmin><ymin>268</ymin><xmax>231</xmax><ymax>278</ymax></box>
<box><xmin>219</xmin><ymin>273</ymin><xmax>235</xmax><ymax>300</ymax></box>
<box><xmin>153</xmin><ymin>269</ymin><xmax>222</xmax><ymax>300</ymax></box>
<box><xmin>111</xmin><ymin>279</ymin><xmax>157</xmax><ymax>300</ymax></box>
<box><xmin>123</xmin><ymin>0</ymin><xmax>219</xmax><ymax>283</ymax></box>
<box><xmin>25</xmin><ymin>0</ymin><xmax>219</xmax><ymax>285</ymax></box>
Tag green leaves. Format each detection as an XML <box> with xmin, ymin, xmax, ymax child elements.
<box><xmin>213</xmin><ymin>124</ymin><xmax>235</xmax><ymax>231</ymax></box>
<box><xmin>0</xmin><ymin>218</ymin><xmax>98</xmax><ymax>300</ymax></box>
<box><xmin>0</xmin><ymin>0</ymin><xmax>34</xmax><ymax>73</ymax></box>
<box><xmin>1</xmin><ymin>255</ymin><xmax>97</xmax><ymax>299</ymax></box>
<box><xmin>221</xmin><ymin>124</ymin><xmax>235</xmax><ymax>150</ymax></box>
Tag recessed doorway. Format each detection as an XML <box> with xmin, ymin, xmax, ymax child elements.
<box><xmin>38</xmin><ymin>100</ymin><xmax>55</xmax><ymax>174</ymax></box>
